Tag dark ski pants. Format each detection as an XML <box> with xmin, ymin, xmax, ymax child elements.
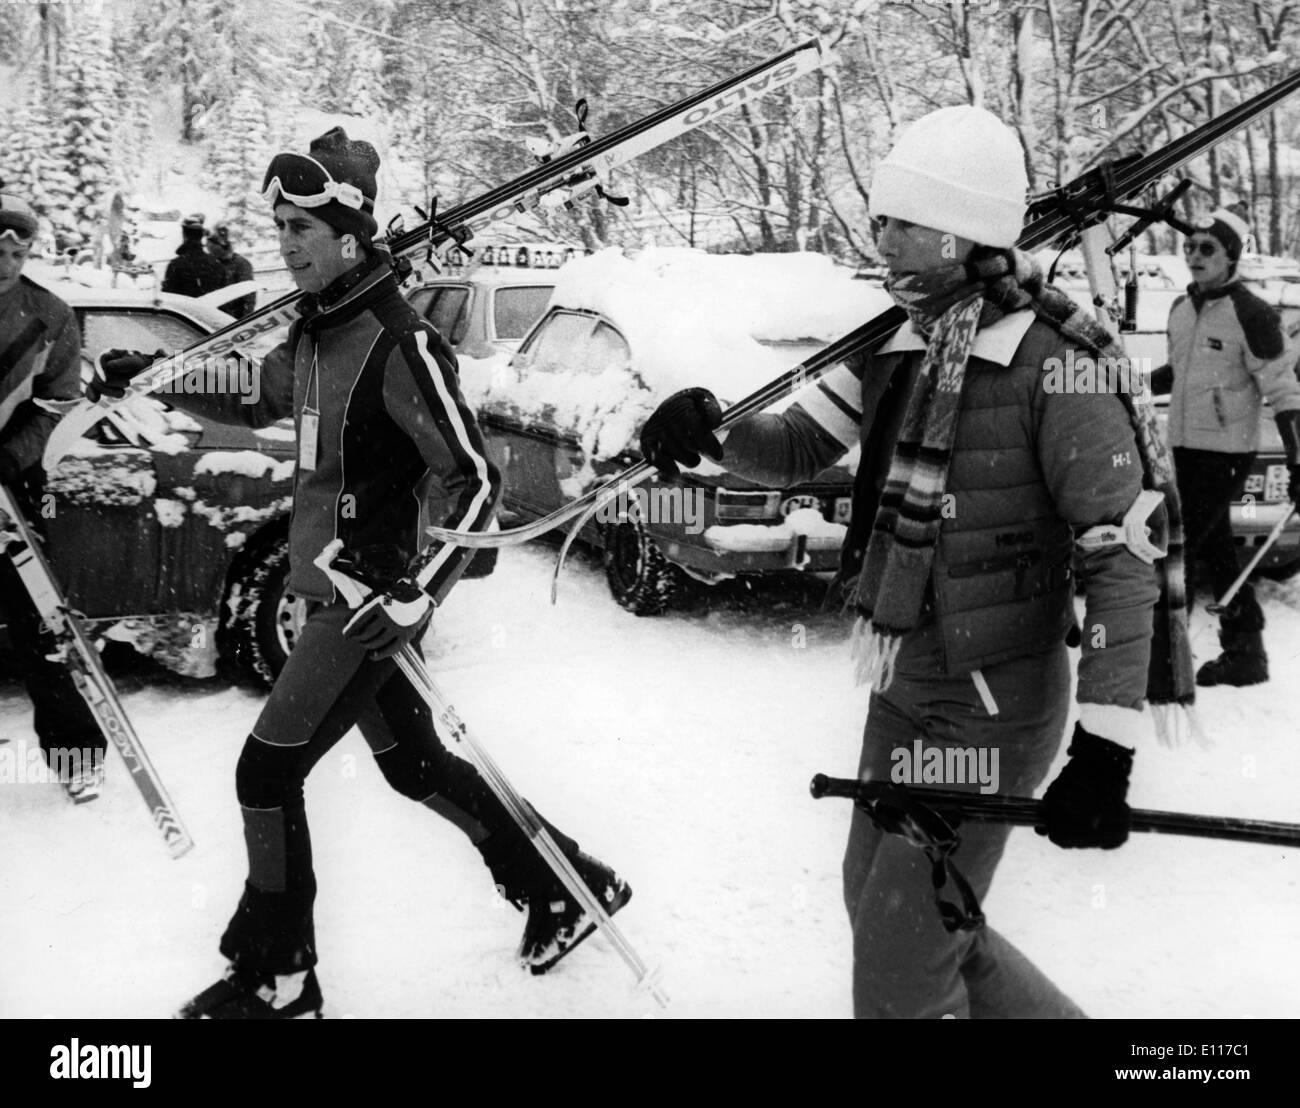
<box><xmin>0</xmin><ymin>551</ymin><xmax>105</xmax><ymax>775</ymax></box>
<box><xmin>843</xmin><ymin>625</ymin><xmax>1085</xmax><ymax>1019</ymax></box>
<box><xmin>220</xmin><ymin>601</ymin><xmax>555</xmax><ymax>974</ymax></box>
<box><xmin>1173</xmin><ymin>447</ymin><xmax>1262</xmax><ymax>631</ymax></box>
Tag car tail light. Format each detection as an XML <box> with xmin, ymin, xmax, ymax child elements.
<box><xmin>715</xmin><ymin>488</ymin><xmax>781</xmax><ymax>521</ymax></box>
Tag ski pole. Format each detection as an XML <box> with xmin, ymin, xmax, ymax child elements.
<box><xmin>314</xmin><ymin>540</ymin><xmax>668</xmax><ymax>1008</ymax></box>
<box><xmin>1206</xmin><ymin>504</ymin><xmax>1298</xmax><ymax>615</ymax></box>
<box><xmin>0</xmin><ymin>483</ymin><xmax>195</xmax><ymax>858</ymax></box>
<box><xmin>810</xmin><ymin>775</ymin><xmax>1300</xmax><ymax>848</ymax></box>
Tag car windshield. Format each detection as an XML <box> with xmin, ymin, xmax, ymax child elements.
<box><xmin>520</xmin><ymin>311</ymin><xmax>630</xmax><ymax>376</ymax></box>
<box><xmin>492</xmin><ymin>286</ymin><xmax>552</xmax><ymax>341</ymax></box>
<box><xmin>427</xmin><ymin>287</ymin><xmax>470</xmax><ymax>343</ymax></box>
<box><xmin>79</xmin><ymin>309</ymin><xmax>206</xmax><ymax>358</ymax></box>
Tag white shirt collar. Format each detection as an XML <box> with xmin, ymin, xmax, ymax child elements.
<box><xmin>879</xmin><ymin>308</ymin><xmax>1036</xmax><ymax>366</ymax></box>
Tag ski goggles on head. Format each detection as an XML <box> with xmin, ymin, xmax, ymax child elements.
<box><xmin>0</xmin><ymin>226</ymin><xmax>33</xmax><ymax>244</ymax></box>
<box><xmin>261</xmin><ymin>153</ymin><xmax>373</xmax><ymax>212</ymax></box>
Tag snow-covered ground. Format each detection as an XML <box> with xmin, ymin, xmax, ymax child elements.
<box><xmin>2</xmin><ymin>545</ymin><xmax>1299</xmax><ymax>1019</ymax></box>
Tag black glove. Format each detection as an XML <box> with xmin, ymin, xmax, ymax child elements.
<box><xmin>639</xmin><ymin>387</ymin><xmax>724</xmax><ymax>481</ymax></box>
<box><xmin>1147</xmin><ymin>363</ymin><xmax>1173</xmax><ymax>396</ymax></box>
<box><xmin>1275</xmin><ymin>409</ymin><xmax>1300</xmax><ymax>506</ymax></box>
<box><xmin>342</xmin><ymin>577</ymin><xmax>433</xmax><ymax>659</ymax></box>
<box><xmin>87</xmin><ymin>348</ymin><xmax>166</xmax><ymax>402</ymax></box>
<box><xmin>1038</xmin><ymin>723</ymin><xmax>1133</xmax><ymax>849</ymax></box>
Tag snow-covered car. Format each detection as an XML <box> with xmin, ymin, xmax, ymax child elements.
<box><xmin>1056</xmin><ymin>270</ymin><xmax>1300</xmax><ymax>580</ymax></box>
<box><xmin>3</xmin><ymin>276</ymin><xmax>303</xmax><ymax>684</ymax></box>
<box><xmin>465</xmin><ymin>249</ymin><xmax>886</xmax><ymax>614</ymax></box>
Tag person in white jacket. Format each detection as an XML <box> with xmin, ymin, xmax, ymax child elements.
<box><xmin>1151</xmin><ymin>208</ymin><xmax>1300</xmax><ymax>686</ymax></box>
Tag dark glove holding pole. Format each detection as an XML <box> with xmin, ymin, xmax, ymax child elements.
<box><xmin>1037</xmin><ymin>723</ymin><xmax>1133</xmax><ymax>849</ymax></box>
<box><xmin>342</xmin><ymin>577</ymin><xmax>433</xmax><ymax>660</ymax></box>
<box><xmin>639</xmin><ymin>387</ymin><xmax>724</xmax><ymax>481</ymax></box>
<box><xmin>87</xmin><ymin>348</ymin><xmax>166</xmax><ymax>403</ymax></box>
<box><xmin>1275</xmin><ymin>409</ymin><xmax>1300</xmax><ymax>506</ymax></box>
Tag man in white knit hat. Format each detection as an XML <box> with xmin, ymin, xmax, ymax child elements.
<box><xmin>639</xmin><ymin>104</ymin><xmax>1194</xmax><ymax>1017</ymax></box>
<box><xmin>1150</xmin><ymin>209</ymin><xmax>1300</xmax><ymax>686</ymax></box>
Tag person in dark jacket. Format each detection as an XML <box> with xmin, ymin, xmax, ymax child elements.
<box><xmin>160</xmin><ymin>213</ymin><xmax>227</xmax><ymax>299</ymax></box>
<box><xmin>206</xmin><ymin>222</ymin><xmax>256</xmax><ymax>319</ymax></box>
<box><xmin>640</xmin><ymin>105</ymin><xmax>1195</xmax><ymax>1019</ymax></box>
<box><xmin>1150</xmin><ymin>209</ymin><xmax>1300</xmax><ymax>686</ymax></box>
<box><xmin>94</xmin><ymin>129</ymin><xmax>629</xmax><ymax>1019</ymax></box>
<box><xmin>0</xmin><ymin>191</ymin><xmax>106</xmax><ymax>801</ymax></box>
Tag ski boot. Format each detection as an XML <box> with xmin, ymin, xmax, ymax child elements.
<box><xmin>1196</xmin><ymin>629</ymin><xmax>1269</xmax><ymax>687</ymax></box>
<box><xmin>63</xmin><ymin>760</ymin><xmax>105</xmax><ymax>804</ymax></box>
<box><xmin>174</xmin><ymin>964</ymin><xmax>323</xmax><ymax>1019</ymax></box>
<box><xmin>517</xmin><ymin>848</ymin><xmax>632</xmax><ymax>975</ymax></box>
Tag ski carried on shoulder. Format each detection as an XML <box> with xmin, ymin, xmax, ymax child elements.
<box><xmin>0</xmin><ymin>483</ymin><xmax>195</xmax><ymax>858</ymax></box>
<box><xmin>42</xmin><ymin>39</ymin><xmax>826</xmax><ymax>469</ymax></box>
<box><xmin>425</xmin><ymin>65</ymin><xmax>1300</xmax><ymax>555</ymax></box>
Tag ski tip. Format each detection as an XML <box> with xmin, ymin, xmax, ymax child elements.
<box><xmin>635</xmin><ymin>964</ymin><xmax>670</xmax><ymax>1010</ymax></box>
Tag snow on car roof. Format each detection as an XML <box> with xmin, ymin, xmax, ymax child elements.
<box><xmin>414</xmin><ymin>268</ymin><xmax>559</xmax><ymax>289</ymax></box>
<box><xmin>548</xmin><ymin>247</ymin><xmax>892</xmax><ymax>402</ymax></box>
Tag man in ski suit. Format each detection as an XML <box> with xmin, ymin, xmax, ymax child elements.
<box><xmin>1151</xmin><ymin>209</ymin><xmax>1300</xmax><ymax>686</ymax></box>
<box><xmin>640</xmin><ymin>106</ymin><xmax>1193</xmax><ymax>1018</ymax></box>
<box><xmin>0</xmin><ymin>191</ymin><xmax>107</xmax><ymax>801</ymax></box>
<box><xmin>161</xmin><ymin>213</ymin><xmax>227</xmax><ymax>299</ymax></box>
<box><xmin>206</xmin><ymin>222</ymin><xmax>256</xmax><ymax>319</ymax></box>
<box><xmin>95</xmin><ymin>129</ymin><xmax>629</xmax><ymax>1018</ymax></box>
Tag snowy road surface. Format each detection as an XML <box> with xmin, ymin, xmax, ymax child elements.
<box><xmin>2</xmin><ymin>545</ymin><xmax>1298</xmax><ymax>1018</ymax></box>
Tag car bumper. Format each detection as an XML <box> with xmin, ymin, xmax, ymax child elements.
<box><xmin>656</xmin><ymin>522</ymin><xmax>846</xmax><ymax>576</ymax></box>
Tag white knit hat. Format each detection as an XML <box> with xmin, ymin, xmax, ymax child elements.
<box><xmin>869</xmin><ymin>105</ymin><xmax>1029</xmax><ymax>249</ymax></box>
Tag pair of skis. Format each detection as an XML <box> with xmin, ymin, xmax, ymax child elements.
<box><xmin>423</xmin><ymin>64</ymin><xmax>1300</xmax><ymax>560</ymax></box>
<box><xmin>41</xmin><ymin>39</ymin><xmax>826</xmax><ymax>471</ymax></box>
<box><xmin>0</xmin><ymin>482</ymin><xmax>194</xmax><ymax>857</ymax></box>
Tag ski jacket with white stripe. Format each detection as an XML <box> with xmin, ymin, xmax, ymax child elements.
<box><xmin>167</xmin><ymin>257</ymin><xmax>500</xmax><ymax>604</ymax></box>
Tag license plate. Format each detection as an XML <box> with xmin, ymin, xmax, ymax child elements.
<box><xmin>833</xmin><ymin>497</ymin><xmax>853</xmax><ymax>523</ymax></box>
<box><xmin>780</xmin><ymin>494</ymin><xmax>821</xmax><ymax>517</ymax></box>
<box><xmin>1264</xmin><ymin>464</ymin><xmax>1289</xmax><ymax>503</ymax></box>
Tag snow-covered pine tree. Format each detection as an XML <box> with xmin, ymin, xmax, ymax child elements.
<box><xmin>211</xmin><ymin>85</ymin><xmax>275</xmax><ymax>250</ymax></box>
<box><xmin>112</xmin><ymin>28</ymin><xmax>155</xmax><ymax>187</ymax></box>
<box><xmin>0</xmin><ymin>83</ymin><xmax>70</xmax><ymax>251</ymax></box>
<box><xmin>52</xmin><ymin>11</ymin><xmax>119</xmax><ymax>250</ymax></box>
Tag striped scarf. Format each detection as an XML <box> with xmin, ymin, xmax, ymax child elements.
<box><xmin>850</xmin><ymin>247</ymin><xmax>1194</xmax><ymax>727</ymax></box>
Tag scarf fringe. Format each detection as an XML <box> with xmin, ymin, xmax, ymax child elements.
<box><xmin>850</xmin><ymin>615</ymin><xmax>902</xmax><ymax>692</ymax></box>
<box><xmin>1150</xmin><ymin>703</ymin><xmax>1210</xmax><ymax>750</ymax></box>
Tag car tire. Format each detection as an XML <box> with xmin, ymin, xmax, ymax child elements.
<box><xmin>222</xmin><ymin>536</ymin><xmax>307</xmax><ymax>686</ymax></box>
<box><xmin>602</xmin><ymin>514</ymin><xmax>683</xmax><ymax>616</ymax></box>
<box><xmin>1256</xmin><ymin>552</ymin><xmax>1300</xmax><ymax>582</ymax></box>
